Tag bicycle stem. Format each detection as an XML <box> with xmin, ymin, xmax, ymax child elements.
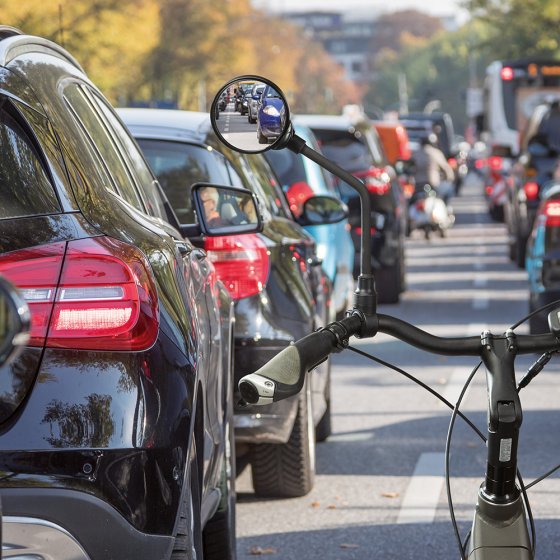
<box><xmin>480</xmin><ymin>329</ymin><xmax>522</xmax><ymax>502</ymax></box>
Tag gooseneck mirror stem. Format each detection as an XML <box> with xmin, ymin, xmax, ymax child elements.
<box><xmin>285</xmin><ymin>134</ymin><xmax>377</xmax><ymax>331</ymax></box>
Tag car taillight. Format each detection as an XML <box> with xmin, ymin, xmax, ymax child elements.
<box><xmin>485</xmin><ymin>186</ymin><xmax>494</xmax><ymax>195</ymax></box>
<box><xmin>204</xmin><ymin>234</ymin><xmax>269</xmax><ymax>301</ymax></box>
<box><xmin>501</xmin><ymin>66</ymin><xmax>514</xmax><ymax>80</ymax></box>
<box><xmin>448</xmin><ymin>157</ymin><xmax>457</xmax><ymax>169</ymax></box>
<box><xmin>488</xmin><ymin>156</ymin><xmax>503</xmax><ymax>171</ymax></box>
<box><xmin>355</xmin><ymin>167</ymin><xmax>391</xmax><ymax>195</ymax></box>
<box><xmin>0</xmin><ymin>243</ymin><xmax>65</xmax><ymax>346</ymax></box>
<box><xmin>543</xmin><ymin>200</ymin><xmax>560</xmax><ymax>227</ymax></box>
<box><xmin>0</xmin><ymin>237</ymin><xmax>159</xmax><ymax>351</ymax></box>
<box><xmin>354</xmin><ymin>226</ymin><xmax>376</xmax><ymax>235</ymax></box>
<box><xmin>475</xmin><ymin>158</ymin><xmax>486</xmax><ymax>169</ymax></box>
<box><xmin>524</xmin><ymin>181</ymin><xmax>539</xmax><ymax>201</ymax></box>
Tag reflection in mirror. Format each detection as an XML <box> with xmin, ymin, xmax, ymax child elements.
<box><xmin>211</xmin><ymin>75</ymin><xmax>290</xmax><ymax>154</ymax></box>
<box><xmin>192</xmin><ymin>183</ymin><xmax>263</xmax><ymax>236</ymax></box>
<box><xmin>301</xmin><ymin>195</ymin><xmax>348</xmax><ymax>226</ymax></box>
<box><xmin>0</xmin><ymin>276</ymin><xmax>30</xmax><ymax>367</ymax></box>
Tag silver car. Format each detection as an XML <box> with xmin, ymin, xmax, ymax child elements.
<box><xmin>248</xmin><ymin>83</ymin><xmax>265</xmax><ymax>124</ymax></box>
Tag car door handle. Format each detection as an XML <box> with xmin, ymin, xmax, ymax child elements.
<box><xmin>176</xmin><ymin>243</ymin><xmax>192</xmax><ymax>257</ymax></box>
<box><xmin>192</xmin><ymin>248</ymin><xmax>207</xmax><ymax>261</ymax></box>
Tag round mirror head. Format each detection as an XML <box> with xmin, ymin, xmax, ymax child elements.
<box><xmin>210</xmin><ymin>75</ymin><xmax>290</xmax><ymax>154</ymax></box>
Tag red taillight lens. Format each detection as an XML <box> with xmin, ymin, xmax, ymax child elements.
<box><xmin>488</xmin><ymin>156</ymin><xmax>503</xmax><ymax>171</ymax></box>
<box><xmin>501</xmin><ymin>66</ymin><xmax>514</xmax><ymax>80</ymax></box>
<box><xmin>475</xmin><ymin>158</ymin><xmax>486</xmax><ymax>169</ymax></box>
<box><xmin>355</xmin><ymin>167</ymin><xmax>391</xmax><ymax>195</ymax></box>
<box><xmin>544</xmin><ymin>200</ymin><xmax>560</xmax><ymax>227</ymax></box>
<box><xmin>286</xmin><ymin>181</ymin><xmax>314</xmax><ymax>218</ymax></box>
<box><xmin>354</xmin><ymin>226</ymin><xmax>376</xmax><ymax>235</ymax></box>
<box><xmin>0</xmin><ymin>243</ymin><xmax>65</xmax><ymax>346</ymax></box>
<box><xmin>0</xmin><ymin>237</ymin><xmax>159</xmax><ymax>351</ymax></box>
<box><xmin>485</xmin><ymin>186</ymin><xmax>494</xmax><ymax>195</ymax></box>
<box><xmin>204</xmin><ymin>234</ymin><xmax>270</xmax><ymax>301</ymax></box>
<box><xmin>524</xmin><ymin>181</ymin><xmax>539</xmax><ymax>201</ymax></box>
<box><xmin>448</xmin><ymin>157</ymin><xmax>457</xmax><ymax>169</ymax></box>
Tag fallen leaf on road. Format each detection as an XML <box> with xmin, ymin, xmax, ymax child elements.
<box><xmin>249</xmin><ymin>546</ymin><xmax>277</xmax><ymax>555</ymax></box>
<box><xmin>340</xmin><ymin>543</ymin><xmax>360</xmax><ymax>549</ymax></box>
<box><xmin>326</xmin><ymin>504</ymin><xmax>337</xmax><ymax>509</ymax></box>
<box><xmin>311</xmin><ymin>501</ymin><xmax>321</xmax><ymax>508</ymax></box>
<box><xmin>381</xmin><ymin>491</ymin><xmax>399</xmax><ymax>498</ymax></box>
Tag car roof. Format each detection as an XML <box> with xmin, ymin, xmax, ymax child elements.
<box><xmin>295</xmin><ymin>114</ymin><xmax>363</xmax><ymax>131</ymax></box>
<box><xmin>117</xmin><ymin>108</ymin><xmax>212</xmax><ymax>143</ymax></box>
<box><xmin>0</xmin><ymin>26</ymin><xmax>84</xmax><ymax>72</ymax></box>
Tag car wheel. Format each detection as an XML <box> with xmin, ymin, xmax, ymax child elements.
<box><xmin>515</xmin><ymin>233</ymin><xmax>527</xmax><ymax>269</ymax></box>
<box><xmin>203</xmin><ymin>394</ymin><xmax>236</xmax><ymax>560</ymax></box>
<box><xmin>171</xmin><ymin>441</ymin><xmax>203</xmax><ymax>560</ymax></box>
<box><xmin>315</xmin><ymin>359</ymin><xmax>332</xmax><ymax>443</ymax></box>
<box><xmin>257</xmin><ymin>127</ymin><xmax>267</xmax><ymax>145</ymax></box>
<box><xmin>248</xmin><ymin>114</ymin><xmax>255</xmax><ymax>124</ymax></box>
<box><xmin>376</xmin><ymin>261</ymin><xmax>401</xmax><ymax>304</ymax></box>
<box><xmin>250</xmin><ymin>380</ymin><xmax>315</xmax><ymax>497</ymax></box>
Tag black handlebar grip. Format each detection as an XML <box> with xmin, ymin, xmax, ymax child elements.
<box><xmin>238</xmin><ymin>328</ymin><xmax>338</xmax><ymax>405</ymax></box>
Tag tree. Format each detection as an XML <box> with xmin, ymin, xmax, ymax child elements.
<box><xmin>464</xmin><ymin>0</ymin><xmax>560</xmax><ymax>59</ymax></box>
<box><xmin>0</xmin><ymin>0</ymin><xmax>160</xmax><ymax>103</ymax></box>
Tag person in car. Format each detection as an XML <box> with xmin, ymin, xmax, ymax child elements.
<box><xmin>200</xmin><ymin>186</ymin><xmax>226</xmax><ymax>227</ymax></box>
<box><xmin>413</xmin><ymin>133</ymin><xmax>455</xmax><ymax>203</ymax></box>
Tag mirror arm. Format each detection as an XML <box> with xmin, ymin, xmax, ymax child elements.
<box><xmin>286</xmin><ymin>134</ymin><xmax>377</xmax><ymax>332</ymax></box>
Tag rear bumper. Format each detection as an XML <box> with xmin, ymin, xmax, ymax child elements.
<box><xmin>1</xmin><ymin>488</ymin><xmax>173</xmax><ymax>560</ymax></box>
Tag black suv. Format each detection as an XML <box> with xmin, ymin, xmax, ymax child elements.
<box><xmin>296</xmin><ymin>114</ymin><xmax>407</xmax><ymax>303</ymax></box>
<box><xmin>119</xmin><ymin>109</ymin><xmax>334</xmax><ymax>498</ymax></box>
<box><xmin>0</xmin><ymin>28</ymin><xmax>245</xmax><ymax>560</ymax></box>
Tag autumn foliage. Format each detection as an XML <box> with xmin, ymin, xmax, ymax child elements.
<box><xmin>0</xmin><ymin>0</ymin><xmax>357</xmax><ymax>113</ymax></box>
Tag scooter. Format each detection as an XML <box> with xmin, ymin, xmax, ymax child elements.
<box><xmin>408</xmin><ymin>183</ymin><xmax>455</xmax><ymax>239</ymax></box>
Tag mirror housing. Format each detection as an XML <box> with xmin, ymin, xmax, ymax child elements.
<box><xmin>191</xmin><ymin>183</ymin><xmax>264</xmax><ymax>236</ymax></box>
<box><xmin>211</xmin><ymin>75</ymin><xmax>292</xmax><ymax>154</ymax></box>
<box><xmin>0</xmin><ymin>276</ymin><xmax>30</xmax><ymax>367</ymax></box>
<box><xmin>298</xmin><ymin>195</ymin><xmax>349</xmax><ymax>226</ymax></box>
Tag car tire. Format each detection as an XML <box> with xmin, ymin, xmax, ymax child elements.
<box><xmin>248</xmin><ymin>114</ymin><xmax>256</xmax><ymax>124</ymax></box>
<box><xmin>171</xmin><ymin>442</ymin><xmax>203</xmax><ymax>560</ymax></box>
<box><xmin>257</xmin><ymin>127</ymin><xmax>267</xmax><ymax>145</ymax></box>
<box><xmin>376</xmin><ymin>261</ymin><xmax>401</xmax><ymax>304</ymax></box>
<box><xmin>515</xmin><ymin>233</ymin><xmax>527</xmax><ymax>269</ymax></box>
<box><xmin>315</xmin><ymin>360</ymin><xmax>332</xmax><ymax>443</ymax></box>
<box><xmin>250</xmin><ymin>380</ymin><xmax>315</xmax><ymax>497</ymax></box>
<box><xmin>203</xmin><ymin>394</ymin><xmax>236</xmax><ymax>560</ymax></box>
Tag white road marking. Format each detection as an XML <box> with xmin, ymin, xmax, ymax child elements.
<box><xmin>442</xmin><ymin>366</ymin><xmax>472</xmax><ymax>404</ymax></box>
<box><xmin>397</xmin><ymin>452</ymin><xmax>445</xmax><ymax>524</ymax></box>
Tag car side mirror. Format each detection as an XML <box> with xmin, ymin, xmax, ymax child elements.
<box><xmin>190</xmin><ymin>183</ymin><xmax>264</xmax><ymax>236</ymax></box>
<box><xmin>0</xmin><ymin>276</ymin><xmax>30</xmax><ymax>367</ymax></box>
<box><xmin>298</xmin><ymin>195</ymin><xmax>348</xmax><ymax>226</ymax></box>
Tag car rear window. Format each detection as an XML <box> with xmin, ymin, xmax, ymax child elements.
<box><xmin>137</xmin><ymin>139</ymin><xmax>231</xmax><ymax>224</ymax></box>
<box><xmin>311</xmin><ymin>129</ymin><xmax>374</xmax><ymax>173</ymax></box>
<box><xmin>0</xmin><ymin>104</ymin><xmax>60</xmax><ymax>219</ymax></box>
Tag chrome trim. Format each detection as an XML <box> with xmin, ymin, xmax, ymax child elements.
<box><xmin>3</xmin><ymin>516</ymin><xmax>91</xmax><ymax>559</ymax></box>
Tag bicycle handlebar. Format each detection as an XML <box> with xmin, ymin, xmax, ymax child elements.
<box><xmin>238</xmin><ymin>312</ymin><xmax>560</xmax><ymax>405</ymax></box>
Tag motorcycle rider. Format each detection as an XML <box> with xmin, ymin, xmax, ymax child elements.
<box><xmin>413</xmin><ymin>133</ymin><xmax>455</xmax><ymax>204</ymax></box>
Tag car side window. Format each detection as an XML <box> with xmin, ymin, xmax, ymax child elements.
<box><xmin>88</xmin><ymin>91</ymin><xmax>168</xmax><ymax>221</ymax></box>
<box><xmin>137</xmin><ymin>139</ymin><xmax>231</xmax><ymax>224</ymax></box>
<box><xmin>0</xmin><ymin>100</ymin><xmax>61</xmax><ymax>219</ymax></box>
<box><xmin>63</xmin><ymin>83</ymin><xmax>145</xmax><ymax>211</ymax></box>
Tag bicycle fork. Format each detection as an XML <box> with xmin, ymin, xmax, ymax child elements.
<box><xmin>467</xmin><ymin>330</ymin><xmax>532</xmax><ymax>559</ymax></box>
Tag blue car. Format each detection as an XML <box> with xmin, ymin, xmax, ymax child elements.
<box><xmin>265</xmin><ymin>122</ymin><xmax>355</xmax><ymax>320</ymax></box>
<box><xmin>525</xmin><ymin>181</ymin><xmax>560</xmax><ymax>333</ymax></box>
<box><xmin>257</xmin><ymin>85</ymin><xmax>284</xmax><ymax>144</ymax></box>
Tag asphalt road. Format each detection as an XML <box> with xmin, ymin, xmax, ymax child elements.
<box><xmin>215</xmin><ymin>104</ymin><xmax>264</xmax><ymax>152</ymax></box>
<box><xmin>235</xmin><ymin>174</ymin><xmax>560</xmax><ymax>559</ymax></box>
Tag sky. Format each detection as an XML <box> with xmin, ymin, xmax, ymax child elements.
<box><xmin>251</xmin><ymin>0</ymin><xmax>470</xmax><ymax>21</ymax></box>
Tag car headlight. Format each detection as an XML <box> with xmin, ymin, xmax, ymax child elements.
<box><xmin>263</xmin><ymin>106</ymin><xmax>280</xmax><ymax>117</ymax></box>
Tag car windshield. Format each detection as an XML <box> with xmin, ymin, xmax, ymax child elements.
<box><xmin>265</xmin><ymin>87</ymin><xmax>281</xmax><ymax>99</ymax></box>
<box><xmin>310</xmin><ymin>129</ymin><xmax>374</xmax><ymax>173</ymax></box>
